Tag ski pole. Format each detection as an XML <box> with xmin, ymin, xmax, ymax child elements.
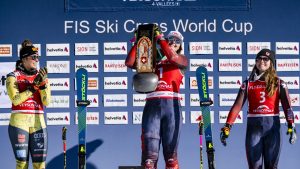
<box><xmin>62</xmin><ymin>126</ymin><xmax>67</xmax><ymax>169</ymax></box>
<box><xmin>199</xmin><ymin>119</ymin><xmax>204</xmax><ymax>169</ymax></box>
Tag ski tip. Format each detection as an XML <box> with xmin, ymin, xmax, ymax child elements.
<box><xmin>76</xmin><ymin>68</ymin><xmax>88</xmax><ymax>74</ymax></box>
<box><xmin>196</xmin><ymin>65</ymin><xmax>207</xmax><ymax>72</ymax></box>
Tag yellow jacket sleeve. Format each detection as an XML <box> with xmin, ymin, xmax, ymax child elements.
<box><xmin>6</xmin><ymin>76</ymin><xmax>34</xmax><ymax>106</ymax></box>
<box><xmin>39</xmin><ymin>79</ymin><xmax>51</xmax><ymax>106</ymax></box>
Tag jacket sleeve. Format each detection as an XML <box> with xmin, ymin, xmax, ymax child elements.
<box><xmin>159</xmin><ymin>39</ymin><xmax>188</xmax><ymax>69</ymax></box>
<box><xmin>279</xmin><ymin>80</ymin><xmax>294</xmax><ymax>124</ymax></box>
<box><xmin>6</xmin><ymin>74</ymin><xmax>34</xmax><ymax>106</ymax></box>
<box><xmin>226</xmin><ymin>81</ymin><xmax>248</xmax><ymax>125</ymax></box>
<box><xmin>125</xmin><ymin>44</ymin><xmax>137</xmax><ymax>69</ymax></box>
<box><xmin>39</xmin><ymin>79</ymin><xmax>51</xmax><ymax>106</ymax></box>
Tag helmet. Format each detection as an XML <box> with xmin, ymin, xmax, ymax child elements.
<box><xmin>166</xmin><ymin>31</ymin><xmax>184</xmax><ymax>42</ymax></box>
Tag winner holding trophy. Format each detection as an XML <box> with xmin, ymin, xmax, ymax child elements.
<box><xmin>125</xmin><ymin>24</ymin><xmax>188</xmax><ymax>169</ymax></box>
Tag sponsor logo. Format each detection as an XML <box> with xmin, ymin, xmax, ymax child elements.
<box><xmin>103</xmin><ymin>42</ymin><xmax>127</xmax><ymax>55</ymax></box>
<box><xmin>104</xmin><ymin>60</ymin><xmax>127</xmax><ymax>72</ymax></box>
<box><xmin>47</xmin><ymin>113</ymin><xmax>70</xmax><ymax>125</ymax></box>
<box><xmin>49</xmin><ymin>78</ymin><xmax>70</xmax><ymax>91</ymax></box>
<box><xmin>218</xmin><ymin>42</ymin><xmax>242</xmax><ymax>55</ymax></box>
<box><xmin>18</xmin><ymin>134</ymin><xmax>26</xmax><ymax>143</ymax></box>
<box><xmin>46</xmin><ymin>43</ymin><xmax>70</xmax><ymax>56</ymax></box>
<box><xmin>88</xmin><ymin>78</ymin><xmax>98</xmax><ymax>90</ymax></box>
<box><xmin>75</xmin><ymin>78</ymin><xmax>99</xmax><ymax>90</ymax></box>
<box><xmin>104</xmin><ymin>112</ymin><xmax>128</xmax><ymax>124</ymax></box>
<box><xmin>15</xmin><ymin>143</ymin><xmax>28</xmax><ymax>148</ymax></box>
<box><xmin>157</xmin><ymin>80</ymin><xmax>172</xmax><ymax>90</ymax></box>
<box><xmin>133</xmin><ymin>94</ymin><xmax>146</xmax><ymax>107</ymax></box>
<box><xmin>276</xmin><ymin>42</ymin><xmax>299</xmax><ymax>55</ymax></box>
<box><xmin>253</xmin><ymin>105</ymin><xmax>273</xmax><ymax>113</ymax></box>
<box><xmin>36</xmin><ymin>142</ymin><xmax>44</xmax><ymax>149</ymax></box>
<box><xmin>75</xmin><ymin>60</ymin><xmax>99</xmax><ymax>72</ymax></box>
<box><xmin>75</xmin><ymin>112</ymin><xmax>99</xmax><ymax>125</ymax></box>
<box><xmin>247</xmin><ymin>42</ymin><xmax>271</xmax><ymax>54</ymax></box>
<box><xmin>219</xmin><ymin>94</ymin><xmax>237</xmax><ymax>106</ymax></box>
<box><xmin>103</xmin><ymin>94</ymin><xmax>127</xmax><ymax>107</ymax></box>
<box><xmin>189</xmin><ymin>42</ymin><xmax>213</xmax><ymax>54</ymax></box>
<box><xmin>104</xmin><ymin>77</ymin><xmax>128</xmax><ymax>89</ymax></box>
<box><xmin>0</xmin><ymin>44</ymin><xmax>12</xmax><ymax>56</ymax></box>
<box><xmin>219</xmin><ymin>76</ymin><xmax>242</xmax><ymax>89</ymax></box>
<box><xmin>219</xmin><ymin>59</ymin><xmax>242</xmax><ymax>71</ymax></box>
<box><xmin>133</xmin><ymin>111</ymin><xmax>143</xmax><ymax>124</ymax></box>
<box><xmin>75</xmin><ymin>43</ymin><xmax>99</xmax><ymax>55</ymax></box>
<box><xmin>48</xmin><ymin>95</ymin><xmax>70</xmax><ymax>108</ymax></box>
<box><xmin>123</xmin><ymin>0</ymin><xmax>195</xmax><ymax>7</ymax></box>
<box><xmin>16</xmin><ymin>150</ymin><xmax>27</xmax><ymax>158</ymax></box>
<box><xmin>276</xmin><ymin>59</ymin><xmax>299</xmax><ymax>71</ymax></box>
<box><xmin>189</xmin><ymin>59</ymin><xmax>213</xmax><ymax>71</ymax></box>
<box><xmin>47</xmin><ymin>61</ymin><xmax>70</xmax><ymax>73</ymax></box>
<box><xmin>34</xmin><ymin>133</ymin><xmax>47</xmax><ymax>139</ymax></box>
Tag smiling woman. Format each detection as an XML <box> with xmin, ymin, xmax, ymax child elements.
<box><xmin>220</xmin><ymin>48</ymin><xmax>297</xmax><ymax>169</ymax></box>
<box><xmin>6</xmin><ymin>40</ymin><xmax>51</xmax><ymax>169</ymax></box>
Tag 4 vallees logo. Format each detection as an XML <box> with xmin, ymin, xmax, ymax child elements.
<box><xmin>122</xmin><ymin>0</ymin><xmax>197</xmax><ymax>7</ymax></box>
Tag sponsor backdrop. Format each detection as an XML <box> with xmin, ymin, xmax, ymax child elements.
<box><xmin>0</xmin><ymin>0</ymin><xmax>300</xmax><ymax>168</ymax></box>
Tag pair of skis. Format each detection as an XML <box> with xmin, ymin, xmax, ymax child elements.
<box><xmin>196</xmin><ymin>66</ymin><xmax>216</xmax><ymax>169</ymax></box>
<box><xmin>62</xmin><ymin>68</ymin><xmax>89</xmax><ymax>169</ymax></box>
<box><xmin>76</xmin><ymin>68</ymin><xmax>90</xmax><ymax>169</ymax></box>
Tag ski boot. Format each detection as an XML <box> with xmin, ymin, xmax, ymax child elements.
<box><xmin>165</xmin><ymin>158</ymin><xmax>179</xmax><ymax>169</ymax></box>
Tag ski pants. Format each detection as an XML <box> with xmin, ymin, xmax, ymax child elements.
<box><xmin>246</xmin><ymin>116</ymin><xmax>281</xmax><ymax>169</ymax></box>
<box><xmin>141</xmin><ymin>98</ymin><xmax>182</xmax><ymax>168</ymax></box>
<box><xmin>8</xmin><ymin>113</ymin><xmax>47</xmax><ymax>169</ymax></box>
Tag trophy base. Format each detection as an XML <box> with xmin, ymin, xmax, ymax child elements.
<box><xmin>133</xmin><ymin>73</ymin><xmax>158</xmax><ymax>93</ymax></box>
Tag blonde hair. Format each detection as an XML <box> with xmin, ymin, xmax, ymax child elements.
<box><xmin>249</xmin><ymin>63</ymin><xmax>278</xmax><ymax>97</ymax></box>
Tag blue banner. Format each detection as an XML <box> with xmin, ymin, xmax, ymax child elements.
<box><xmin>65</xmin><ymin>0</ymin><xmax>250</xmax><ymax>12</ymax></box>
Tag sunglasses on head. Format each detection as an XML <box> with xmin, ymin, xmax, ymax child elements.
<box><xmin>167</xmin><ymin>37</ymin><xmax>181</xmax><ymax>45</ymax></box>
<box><xmin>256</xmin><ymin>56</ymin><xmax>270</xmax><ymax>62</ymax></box>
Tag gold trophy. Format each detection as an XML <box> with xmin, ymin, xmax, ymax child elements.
<box><xmin>133</xmin><ymin>24</ymin><xmax>158</xmax><ymax>93</ymax></box>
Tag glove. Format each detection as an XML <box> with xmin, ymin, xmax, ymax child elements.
<box><xmin>130</xmin><ymin>29</ymin><xmax>137</xmax><ymax>45</ymax></box>
<box><xmin>287</xmin><ymin>123</ymin><xmax>297</xmax><ymax>144</ymax></box>
<box><xmin>220</xmin><ymin>123</ymin><xmax>232</xmax><ymax>146</ymax></box>
<box><xmin>33</xmin><ymin>67</ymin><xmax>48</xmax><ymax>86</ymax></box>
<box><xmin>153</xmin><ymin>24</ymin><xmax>164</xmax><ymax>41</ymax></box>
